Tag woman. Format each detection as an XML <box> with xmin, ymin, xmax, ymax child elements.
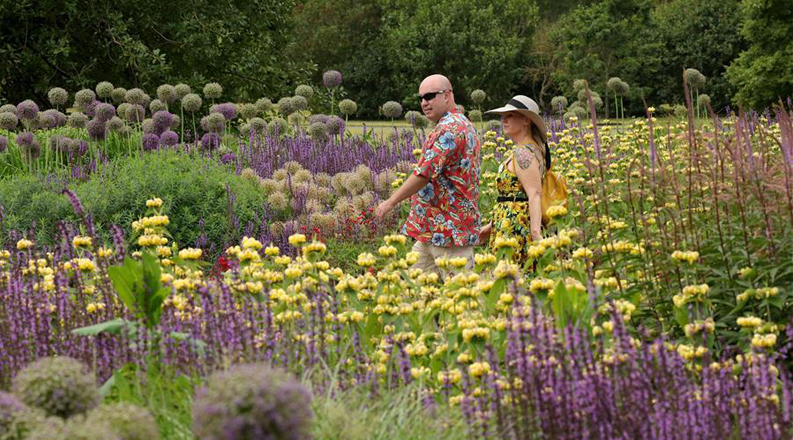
<box><xmin>479</xmin><ymin>95</ymin><xmax>550</xmax><ymax>267</ymax></box>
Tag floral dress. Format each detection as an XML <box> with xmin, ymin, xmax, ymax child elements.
<box><xmin>488</xmin><ymin>144</ymin><xmax>545</xmax><ymax>266</ymax></box>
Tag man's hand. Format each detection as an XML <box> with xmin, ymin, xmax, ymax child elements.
<box><xmin>374</xmin><ymin>173</ymin><xmax>430</xmax><ymax>222</ymax></box>
<box><xmin>479</xmin><ymin>223</ymin><xmax>492</xmax><ymax>242</ymax></box>
<box><xmin>375</xmin><ymin>198</ymin><xmax>397</xmax><ymax>221</ymax></box>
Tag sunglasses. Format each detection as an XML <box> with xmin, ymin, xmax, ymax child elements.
<box><xmin>418</xmin><ymin>90</ymin><xmax>448</xmax><ymax>102</ymax></box>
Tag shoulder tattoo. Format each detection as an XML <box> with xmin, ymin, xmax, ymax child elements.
<box><xmin>515</xmin><ymin>148</ymin><xmax>535</xmax><ymax>170</ymax></box>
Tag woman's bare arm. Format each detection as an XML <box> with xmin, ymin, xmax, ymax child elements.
<box><xmin>512</xmin><ymin>147</ymin><xmax>543</xmax><ymax>241</ymax></box>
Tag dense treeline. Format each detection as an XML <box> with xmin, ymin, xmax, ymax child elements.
<box><xmin>0</xmin><ymin>0</ymin><xmax>790</xmax><ymax>117</ymax></box>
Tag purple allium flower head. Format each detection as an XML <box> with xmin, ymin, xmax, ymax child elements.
<box><xmin>309</xmin><ymin>114</ymin><xmax>329</xmax><ymax>125</ymax></box>
<box><xmin>141</xmin><ymin>133</ymin><xmax>160</xmax><ymax>151</ymax></box>
<box><xmin>67</xmin><ymin>112</ymin><xmax>88</xmax><ymax>129</ymax></box>
<box><xmin>15</xmin><ymin>131</ymin><xmax>35</xmax><ymax>147</ymax></box>
<box><xmin>48</xmin><ymin>87</ymin><xmax>69</xmax><ymax>106</ymax></box>
<box><xmin>107</xmin><ymin>116</ymin><xmax>124</xmax><ymax>132</ymax></box>
<box><xmin>74</xmin><ymin>89</ymin><xmax>96</xmax><ymax>107</ymax></box>
<box><xmin>82</xmin><ymin>99</ymin><xmax>100</xmax><ymax>118</ymax></box>
<box><xmin>124</xmin><ymin>88</ymin><xmax>146</xmax><ymax>105</ymax></box>
<box><xmin>0</xmin><ymin>104</ymin><xmax>16</xmax><ymax>114</ymax></box>
<box><xmin>200</xmin><ymin>132</ymin><xmax>222</xmax><ymax>151</ymax></box>
<box><xmin>85</xmin><ymin>402</ymin><xmax>161</xmax><ymax>440</ymax></box>
<box><xmin>220</xmin><ymin>151</ymin><xmax>236</xmax><ymax>164</ymax></box>
<box><xmin>95</xmin><ymin>103</ymin><xmax>116</xmax><ymax>122</ymax></box>
<box><xmin>152</xmin><ymin>110</ymin><xmax>174</xmax><ymax>134</ymax></box>
<box><xmin>201</xmin><ymin>112</ymin><xmax>225</xmax><ymax>133</ymax></box>
<box><xmin>16</xmin><ymin>100</ymin><xmax>39</xmax><ymax>120</ymax></box>
<box><xmin>70</xmin><ymin>139</ymin><xmax>88</xmax><ymax>156</ymax></box>
<box><xmin>156</xmin><ymin>84</ymin><xmax>176</xmax><ymax>104</ymax></box>
<box><xmin>0</xmin><ymin>112</ymin><xmax>18</xmax><ymax>131</ymax></box>
<box><xmin>49</xmin><ymin>135</ymin><xmax>72</xmax><ymax>153</ymax></box>
<box><xmin>86</xmin><ymin>118</ymin><xmax>107</xmax><ymax>141</ymax></box>
<box><xmin>277</xmin><ymin>97</ymin><xmax>295</xmax><ymax>116</ymax></box>
<box><xmin>291</xmin><ymin>95</ymin><xmax>308</xmax><ymax>112</ymax></box>
<box><xmin>0</xmin><ymin>390</ymin><xmax>26</xmax><ymax>418</ymax></box>
<box><xmin>382</xmin><ymin>101</ymin><xmax>403</xmax><ymax>119</ymax></box>
<box><xmin>203</xmin><ymin>82</ymin><xmax>223</xmax><ymax>99</ymax></box>
<box><xmin>124</xmin><ymin>104</ymin><xmax>145</xmax><ymax>123</ymax></box>
<box><xmin>193</xmin><ymin>364</ymin><xmax>313</xmax><ymax>440</ymax></box>
<box><xmin>111</xmin><ymin>87</ymin><xmax>127</xmax><ymax>104</ymax></box>
<box><xmin>249</xmin><ymin>117</ymin><xmax>267</xmax><ymax>134</ymax></box>
<box><xmin>181</xmin><ymin>93</ymin><xmax>202</xmax><ymax>112</ymax></box>
<box><xmin>210</xmin><ymin>102</ymin><xmax>237</xmax><ymax>120</ymax></box>
<box><xmin>0</xmin><ymin>390</ymin><xmax>44</xmax><ymax>438</ymax></box>
<box><xmin>35</xmin><ymin>112</ymin><xmax>55</xmax><ymax>130</ymax></box>
<box><xmin>308</xmin><ymin>121</ymin><xmax>328</xmax><ymax>141</ymax></box>
<box><xmin>338</xmin><ymin>99</ymin><xmax>357</xmax><ymax>116</ymax></box>
<box><xmin>323</xmin><ymin>70</ymin><xmax>343</xmax><ymax>88</ymax></box>
<box><xmin>174</xmin><ymin>83</ymin><xmax>191</xmax><ymax>99</ymax></box>
<box><xmin>11</xmin><ymin>356</ymin><xmax>99</xmax><ymax>418</ymax></box>
<box><xmin>160</xmin><ymin>130</ymin><xmax>179</xmax><ymax>147</ymax></box>
<box><xmin>326</xmin><ymin>115</ymin><xmax>345</xmax><ymax>135</ymax></box>
<box><xmin>149</xmin><ymin>99</ymin><xmax>167</xmax><ymax>114</ymax></box>
<box><xmin>43</xmin><ymin>109</ymin><xmax>67</xmax><ymax>127</ymax></box>
<box><xmin>0</xmin><ymin>135</ymin><xmax>7</xmax><ymax>153</ymax></box>
<box><xmin>96</xmin><ymin>81</ymin><xmax>114</xmax><ymax>99</ymax></box>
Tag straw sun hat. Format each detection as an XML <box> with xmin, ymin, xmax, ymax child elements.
<box><xmin>485</xmin><ymin>95</ymin><xmax>548</xmax><ymax>145</ymax></box>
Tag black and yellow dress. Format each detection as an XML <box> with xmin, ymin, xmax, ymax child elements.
<box><xmin>488</xmin><ymin>144</ymin><xmax>546</xmax><ymax>266</ymax></box>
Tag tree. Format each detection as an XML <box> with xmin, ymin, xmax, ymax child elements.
<box><xmin>549</xmin><ymin>0</ymin><xmax>662</xmax><ymax>116</ymax></box>
<box><xmin>726</xmin><ymin>0</ymin><xmax>793</xmax><ymax>109</ymax></box>
<box><xmin>372</xmin><ymin>0</ymin><xmax>539</xmax><ymax>116</ymax></box>
<box><xmin>0</xmin><ymin>0</ymin><xmax>312</xmax><ymax>104</ymax></box>
<box><xmin>523</xmin><ymin>23</ymin><xmax>563</xmax><ymax>110</ymax></box>
<box><xmin>651</xmin><ymin>0</ymin><xmax>746</xmax><ymax>111</ymax></box>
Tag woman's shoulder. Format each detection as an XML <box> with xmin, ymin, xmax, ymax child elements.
<box><xmin>512</xmin><ymin>145</ymin><xmax>544</xmax><ymax>170</ymax></box>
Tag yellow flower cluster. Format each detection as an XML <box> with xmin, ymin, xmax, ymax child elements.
<box><xmin>72</xmin><ymin>236</ymin><xmax>92</xmax><ymax>249</ymax></box>
<box><xmin>737</xmin><ymin>316</ymin><xmax>763</xmax><ymax>328</ymax></box>
<box><xmin>671</xmin><ymin>250</ymin><xmax>699</xmax><ymax>264</ymax></box>
<box><xmin>146</xmin><ymin>198</ymin><xmax>163</xmax><ymax>208</ymax></box>
<box><xmin>529</xmin><ymin>277</ymin><xmax>554</xmax><ymax>293</ymax></box>
<box><xmin>751</xmin><ymin>333</ymin><xmax>776</xmax><ymax>349</ymax></box>
<box><xmin>684</xmin><ymin>319</ymin><xmax>715</xmax><ymax>337</ymax></box>
<box><xmin>16</xmin><ymin>239</ymin><xmax>34</xmax><ymax>250</ymax></box>
<box><xmin>178</xmin><ymin>248</ymin><xmax>202</xmax><ymax>260</ymax></box>
<box><xmin>357</xmin><ymin>252</ymin><xmax>376</xmax><ymax>267</ymax></box>
<box><xmin>242</xmin><ymin>236</ymin><xmax>263</xmax><ymax>250</ymax></box>
<box><xmin>546</xmin><ymin>205</ymin><xmax>568</xmax><ymax>218</ymax></box>
<box><xmin>468</xmin><ymin>361</ymin><xmax>491</xmax><ymax>378</ymax></box>
<box><xmin>138</xmin><ymin>234</ymin><xmax>168</xmax><ymax>247</ymax></box>
<box><xmin>572</xmin><ymin>247</ymin><xmax>593</xmax><ymax>259</ymax></box>
<box><xmin>288</xmin><ymin>233</ymin><xmax>307</xmax><ymax>246</ymax></box>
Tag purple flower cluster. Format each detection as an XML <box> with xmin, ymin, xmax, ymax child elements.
<box><xmin>210</xmin><ymin>103</ymin><xmax>237</xmax><ymax>121</ymax></box>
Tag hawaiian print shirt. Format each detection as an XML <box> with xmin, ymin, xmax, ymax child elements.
<box><xmin>402</xmin><ymin>109</ymin><xmax>481</xmax><ymax>247</ymax></box>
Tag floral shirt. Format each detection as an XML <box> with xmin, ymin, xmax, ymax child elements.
<box><xmin>402</xmin><ymin>109</ymin><xmax>481</xmax><ymax>247</ymax></box>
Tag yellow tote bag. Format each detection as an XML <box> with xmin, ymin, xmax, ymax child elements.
<box><xmin>541</xmin><ymin>168</ymin><xmax>569</xmax><ymax>225</ymax></box>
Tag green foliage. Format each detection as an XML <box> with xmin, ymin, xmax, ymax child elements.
<box><xmin>0</xmin><ymin>151</ymin><xmax>267</xmax><ymax>253</ymax></box>
<box><xmin>312</xmin><ymin>384</ymin><xmax>468</xmax><ymax>440</ymax></box>
<box><xmin>549</xmin><ymin>0</ymin><xmax>662</xmax><ymax>117</ymax></box>
<box><xmin>109</xmin><ymin>253</ymin><xmax>170</xmax><ymax>329</ymax></box>
<box><xmin>290</xmin><ymin>0</ymin><xmax>537</xmax><ymax>118</ymax></box>
<box><xmin>103</xmin><ymin>364</ymin><xmax>196</xmax><ymax>440</ymax></box>
<box><xmin>726</xmin><ymin>0</ymin><xmax>793</xmax><ymax>109</ymax></box>
<box><xmin>651</xmin><ymin>0</ymin><xmax>746</xmax><ymax>111</ymax></box>
<box><xmin>0</xmin><ymin>0</ymin><xmax>313</xmax><ymax>104</ymax></box>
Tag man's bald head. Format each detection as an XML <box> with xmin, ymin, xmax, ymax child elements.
<box><xmin>419</xmin><ymin>74</ymin><xmax>453</xmax><ymax>93</ymax></box>
<box><xmin>419</xmin><ymin>74</ymin><xmax>456</xmax><ymax>122</ymax></box>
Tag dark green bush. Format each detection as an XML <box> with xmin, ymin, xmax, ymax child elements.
<box><xmin>0</xmin><ymin>150</ymin><xmax>267</xmax><ymax>253</ymax></box>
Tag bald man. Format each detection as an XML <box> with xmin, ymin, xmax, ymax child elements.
<box><xmin>374</xmin><ymin>74</ymin><xmax>481</xmax><ymax>274</ymax></box>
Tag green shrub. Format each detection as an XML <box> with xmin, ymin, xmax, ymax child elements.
<box><xmin>0</xmin><ymin>150</ymin><xmax>267</xmax><ymax>254</ymax></box>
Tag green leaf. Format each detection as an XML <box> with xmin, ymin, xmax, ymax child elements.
<box><xmin>674</xmin><ymin>305</ymin><xmax>690</xmax><ymax>328</ymax></box>
<box><xmin>71</xmin><ymin>318</ymin><xmax>134</xmax><ymax>336</ymax></box>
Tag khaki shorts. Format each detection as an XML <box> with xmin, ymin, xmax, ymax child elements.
<box><xmin>412</xmin><ymin>240</ymin><xmax>474</xmax><ymax>275</ymax></box>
